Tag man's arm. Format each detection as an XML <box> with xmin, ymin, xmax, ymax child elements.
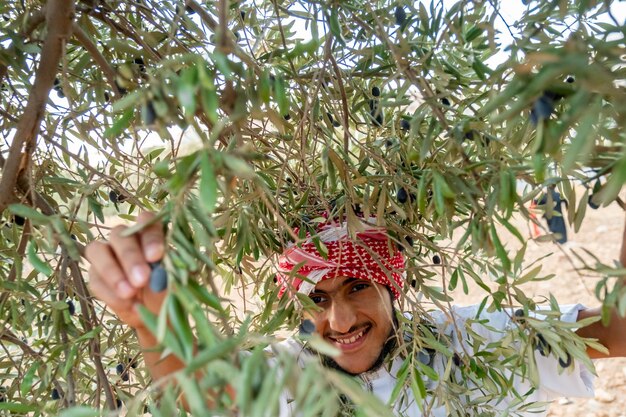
<box><xmin>575</xmin><ymin>212</ymin><xmax>626</xmax><ymax>359</ymax></box>
<box><xmin>576</xmin><ymin>307</ymin><xmax>626</xmax><ymax>358</ymax></box>
<box><xmin>86</xmin><ymin>212</ymin><xmax>187</xmax><ymax>380</ymax></box>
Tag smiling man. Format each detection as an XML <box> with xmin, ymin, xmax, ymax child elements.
<box><xmin>86</xmin><ymin>212</ymin><xmax>626</xmax><ymax>416</ymax></box>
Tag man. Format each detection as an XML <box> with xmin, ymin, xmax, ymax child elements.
<box><xmin>86</xmin><ymin>212</ymin><xmax>626</xmax><ymax>416</ymax></box>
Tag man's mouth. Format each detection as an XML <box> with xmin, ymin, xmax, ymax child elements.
<box><xmin>327</xmin><ymin>325</ymin><xmax>371</xmax><ymax>350</ymax></box>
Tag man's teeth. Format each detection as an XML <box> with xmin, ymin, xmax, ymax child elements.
<box><xmin>335</xmin><ymin>329</ymin><xmax>365</xmax><ymax>344</ymax></box>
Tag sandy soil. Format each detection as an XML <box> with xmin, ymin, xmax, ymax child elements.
<box><xmin>447</xmin><ymin>194</ymin><xmax>626</xmax><ymax>417</ymax></box>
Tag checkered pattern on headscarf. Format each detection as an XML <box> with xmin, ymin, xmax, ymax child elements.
<box><xmin>276</xmin><ymin>219</ymin><xmax>405</xmax><ymax>299</ymax></box>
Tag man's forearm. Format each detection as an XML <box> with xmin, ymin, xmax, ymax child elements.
<box><xmin>576</xmin><ymin>307</ymin><xmax>626</xmax><ymax>359</ymax></box>
<box><xmin>135</xmin><ymin>326</ymin><xmax>186</xmax><ymax>382</ymax></box>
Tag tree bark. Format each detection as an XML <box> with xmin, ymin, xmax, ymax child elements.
<box><xmin>0</xmin><ymin>0</ymin><xmax>75</xmax><ymax>213</ymax></box>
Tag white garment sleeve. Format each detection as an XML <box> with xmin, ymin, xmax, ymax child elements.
<box><xmin>440</xmin><ymin>304</ymin><xmax>595</xmax><ymax>401</ymax></box>
<box><xmin>530</xmin><ymin>304</ymin><xmax>595</xmax><ymax>400</ymax></box>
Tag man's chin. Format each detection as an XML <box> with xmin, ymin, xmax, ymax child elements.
<box><xmin>320</xmin><ymin>354</ymin><xmax>366</xmax><ymax>376</ymax></box>
<box><xmin>319</xmin><ymin>330</ymin><xmax>398</xmax><ymax>376</ymax></box>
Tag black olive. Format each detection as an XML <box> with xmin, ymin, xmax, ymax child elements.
<box><xmin>440</xmin><ymin>97</ymin><xmax>450</xmax><ymax>106</ymax></box>
<box><xmin>109</xmin><ymin>190</ymin><xmax>119</xmax><ymax>203</ymax></box>
<box><xmin>534</xmin><ymin>333</ymin><xmax>551</xmax><ymax>357</ymax></box>
<box><xmin>432</xmin><ymin>254</ymin><xmax>441</xmax><ymax>265</ymax></box>
<box><xmin>149</xmin><ymin>261</ymin><xmax>168</xmax><ymax>292</ymax></box>
<box><xmin>299</xmin><ymin>319</ymin><xmax>316</xmax><ymax>335</ymax></box>
<box><xmin>104</xmin><ymin>91</ymin><xmax>110</xmax><ymax>102</ymax></box>
<box><xmin>529</xmin><ymin>93</ymin><xmax>555</xmax><ymax>126</ymax></box>
<box><xmin>371</xmin><ymin>86</ymin><xmax>380</xmax><ymax>97</ymax></box>
<box><xmin>51</xmin><ymin>388</ymin><xmax>60</xmax><ymax>400</ymax></box>
<box><xmin>14</xmin><ymin>215</ymin><xmax>25</xmax><ymax>226</ymax></box>
<box><xmin>452</xmin><ymin>353</ymin><xmax>461</xmax><ymax>367</ymax></box>
<box><xmin>566</xmin><ymin>76</ymin><xmax>575</xmax><ymax>83</ymax></box>
<box><xmin>240</xmin><ymin>10</ymin><xmax>246</xmax><ymax>20</ymax></box>
<box><xmin>588</xmin><ymin>194</ymin><xmax>600</xmax><ymax>210</ymax></box>
<box><xmin>143</xmin><ymin>100</ymin><xmax>157</xmax><ymax>125</ymax></box>
<box><xmin>66</xmin><ymin>300</ymin><xmax>75</xmax><ymax>316</ymax></box>
<box><xmin>400</xmin><ymin>119</ymin><xmax>410</xmax><ymax>131</ymax></box>
<box><xmin>558</xmin><ymin>352</ymin><xmax>572</xmax><ymax>368</ymax></box>
<box><xmin>326</xmin><ymin>112</ymin><xmax>341</xmax><ymax>127</ymax></box>
<box><xmin>397</xmin><ymin>188</ymin><xmax>408</xmax><ymax>203</ymax></box>
<box><xmin>283</xmin><ymin>113</ymin><xmax>291</xmax><ymax>120</ymax></box>
<box><xmin>116</xmin><ymin>398</ymin><xmax>122</xmax><ymax>409</ymax></box>
<box><xmin>116</xmin><ymin>363</ymin><xmax>124</xmax><ymax>375</ymax></box>
<box><xmin>134</xmin><ymin>57</ymin><xmax>146</xmax><ymax>73</ymax></box>
<box><xmin>128</xmin><ymin>357</ymin><xmax>137</xmax><ymax>369</ymax></box>
<box><xmin>463</xmin><ymin>130</ymin><xmax>477</xmax><ymax>141</ymax></box>
<box><xmin>410</xmin><ymin>279</ymin><xmax>417</xmax><ymax>288</ymax></box>
<box><xmin>394</xmin><ymin>6</ymin><xmax>407</xmax><ymax>26</ymax></box>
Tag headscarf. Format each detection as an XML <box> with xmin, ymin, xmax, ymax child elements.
<box><xmin>276</xmin><ymin>218</ymin><xmax>405</xmax><ymax>300</ymax></box>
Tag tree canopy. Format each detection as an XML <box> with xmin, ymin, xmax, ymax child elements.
<box><xmin>0</xmin><ymin>0</ymin><xmax>625</xmax><ymax>415</ymax></box>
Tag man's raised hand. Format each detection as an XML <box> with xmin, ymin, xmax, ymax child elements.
<box><xmin>85</xmin><ymin>212</ymin><xmax>167</xmax><ymax>329</ymax></box>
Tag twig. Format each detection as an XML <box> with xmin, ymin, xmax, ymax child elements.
<box><xmin>327</xmin><ymin>52</ymin><xmax>350</xmax><ymax>153</ymax></box>
<box><xmin>58</xmin><ymin>254</ymin><xmax>77</xmax><ymax>406</ymax></box>
<box><xmin>0</xmin><ymin>221</ymin><xmax>31</xmax><ymax>311</ymax></box>
<box><xmin>72</xmin><ymin>23</ymin><xmax>121</xmax><ymax>97</ymax></box>
<box><xmin>67</xmin><ymin>259</ymin><xmax>116</xmax><ymax>410</ymax></box>
<box><xmin>187</xmin><ymin>0</ymin><xmax>261</xmax><ymax>74</ymax></box>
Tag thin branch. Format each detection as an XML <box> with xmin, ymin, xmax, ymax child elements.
<box><xmin>68</xmin><ymin>259</ymin><xmax>116</xmax><ymax>410</ymax></box>
<box><xmin>328</xmin><ymin>51</ymin><xmax>350</xmax><ymax>153</ymax></box>
<box><xmin>22</xmin><ymin>9</ymin><xmax>47</xmax><ymax>38</ymax></box>
<box><xmin>0</xmin><ymin>0</ymin><xmax>75</xmax><ymax>213</ymax></box>
<box><xmin>0</xmin><ymin>218</ymin><xmax>31</xmax><ymax>313</ymax></box>
<box><xmin>0</xmin><ymin>327</ymin><xmax>42</xmax><ymax>358</ymax></box>
<box><xmin>187</xmin><ymin>0</ymin><xmax>261</xmax><ymax>74</ymax></box>
<box><xmin>72</xmin><ymin>23</ymin><xmax>121</xmax><ymax>97</ymax></box>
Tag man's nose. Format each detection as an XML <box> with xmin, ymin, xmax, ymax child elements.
<box><xmin>327</xmin><ymin>300</ymin><xmax>357</xmax><ymax>334</ymax></box>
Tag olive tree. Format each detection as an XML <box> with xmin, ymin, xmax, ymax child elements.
<box><xmin>0</xmin><ymin>0</ymin><xmax>625</xmax><ymax>415</ymax></box>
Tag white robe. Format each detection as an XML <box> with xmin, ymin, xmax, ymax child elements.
<box><xmin>269</xmin><ymin>304</ymin><xmax>594</xmax><ymax>417</ymax></box>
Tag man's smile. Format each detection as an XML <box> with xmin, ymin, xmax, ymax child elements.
<box><xmin>327</xmin><ymin>325</ymin><xmax>372</xmax><ymax>351</ymax></box>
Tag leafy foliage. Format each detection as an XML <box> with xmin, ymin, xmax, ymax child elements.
<box><xmin>0</xmin><ymin>0</ymin><xmax>625</xmax><ymax>415</ymax></box>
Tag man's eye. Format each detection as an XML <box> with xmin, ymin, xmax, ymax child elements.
<box><xmin>351</xmin><ymin>283</ymin><xmax>370</xmax><ymax>292</ymax></box>
<box><xmin>309</xmin><ymin>295</ymin><xmax>326</xmax><ymax>304</ymax></box>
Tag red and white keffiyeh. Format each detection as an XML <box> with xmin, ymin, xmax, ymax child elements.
<box><xmin>276</xmin><ymin>219</ymin><xmax>405</xmax><ymax>300</ymax></box>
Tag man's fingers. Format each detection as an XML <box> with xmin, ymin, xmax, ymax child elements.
<box><xmin>137</xmin><ymin>211</ymin><xmax>165</xmax><ymax>263</ymax></box>
<box><xmin>110</xmin><ymin>226</ymin><xmax>151</xmax><ymax>289</ymax></box>
<box><xmin>88</xmin><ymin>273</ymin><xmax>144</xmax><ymax>328</ymax></box>
<box><xmin>85</xmin><ymin>242</ymin><xmax>136</xmax><ymax>299</ymax></box>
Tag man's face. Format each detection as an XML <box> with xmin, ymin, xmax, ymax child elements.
<box><xmin>305</xmin><ymin>276</ymin><xmax>395</xmax><ymax>374</ymax></box>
